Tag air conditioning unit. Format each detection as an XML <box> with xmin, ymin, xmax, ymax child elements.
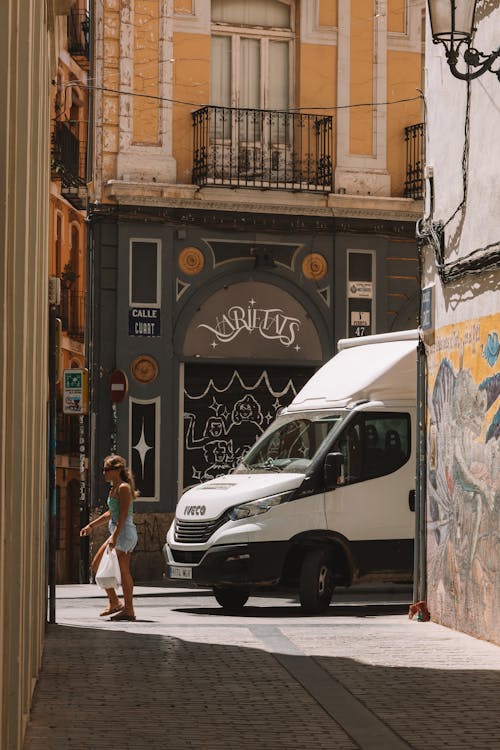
<box><xmin>49</xmin><ymin>276</ymin><xmax>61</xmax><ymax>306</ymax></box>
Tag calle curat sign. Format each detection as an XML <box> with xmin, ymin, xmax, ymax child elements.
<box><xmin>129</xmin><ymin>306</ymin><xmax>161</xmax><ymax>336</ymax></box>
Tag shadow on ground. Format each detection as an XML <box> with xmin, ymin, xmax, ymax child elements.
<box><xmin>23</xmin><ymin>623</ymin><xmax>500</xmax><ymax>750</ymax></box>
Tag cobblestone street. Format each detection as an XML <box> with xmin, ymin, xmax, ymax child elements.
<box><xmin>23</xmin><ymin>585</ymin><xmax>500</xmax><ymax>750</ymax></box>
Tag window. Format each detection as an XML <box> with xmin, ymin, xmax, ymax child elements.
<box><xmin>212</xmin><ymin>0</ymin><xmax>291</xmax><ymax>28</ymax></box>
<box><xmin>335</xmin><ymin>413</ymin><xmax>411</xmax><ymax>484</ymax></box>
<box><xmin>129</xmin><ymin>239</ymin><xmax>161</xmax><ymax>306</ymax></box>
<box><xmin>130</xmin><ymin>397</ymin><xmax>160</xmax><ymax>501</ymax></box>
<box><xmin>238</xmin><ymin>411</ymin><xmax>343</xmax><ymax>474</ymax></box>
<box><xmin>211</xmin><ymin>0</ymin><xmax>293</xmax><ymax>141</ymax></box>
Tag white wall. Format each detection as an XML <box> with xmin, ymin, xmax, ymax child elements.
<box><xmin>422</xmin><ymin>4</ymin><xmax>500</xmax><ymax>644</ymax></box>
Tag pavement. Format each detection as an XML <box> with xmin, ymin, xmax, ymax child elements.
<box><xmin>23</xmin><ymin>582</ymin><xmax>500</xmax><ymax>750</ymax></box>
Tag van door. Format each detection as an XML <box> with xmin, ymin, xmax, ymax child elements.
<box><xmin>324</xmin><ymin>411</ymin><xmax>415</xmax><ymax>576</ymax></box>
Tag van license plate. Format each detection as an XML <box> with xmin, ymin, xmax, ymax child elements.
<box><xmin>169</xmin><ymin>565</ymin><xmax>192</xmax><ymax>580</ymax></box>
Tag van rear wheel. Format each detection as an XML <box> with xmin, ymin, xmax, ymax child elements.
<box><xmin>299</xmin><ymin>547</ymin><xmax>334</xmax><ymax>614</ymax></box>
<box><xmin>213</xmin><ymin>587</ymin><xmax>250</xmax><ymax>611</ymax></box>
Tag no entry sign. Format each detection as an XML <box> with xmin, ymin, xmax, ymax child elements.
<box><xmin>109</xmin><ymin>369</ymin><xmax>128</xmax><ymax>403</ymax></box>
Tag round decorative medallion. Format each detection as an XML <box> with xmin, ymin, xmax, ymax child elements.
<box><xmin>302</xmin><ymin>253</ymin><xmax>328</xmax><ymax>281</ymax></box>
<box><xmin>131</xmin><ymin>355</ymin><xmax>158</xmax><ymax>384</ymax></box>
<box><xmin>178</xmin><ymin>246</ymin><xmax>205</xmax><ymax>276</ymax></box>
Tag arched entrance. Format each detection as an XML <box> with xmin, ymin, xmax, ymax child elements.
<box><xmin>180</xmin><ymin>280</ymin><xmax>325</xmax><ymax>489</ymax></box>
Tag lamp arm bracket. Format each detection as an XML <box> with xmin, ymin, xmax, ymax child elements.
<box><xmin>438</xmin><ymin>38</ymin><xmax>500</xmax><ymax>81</ymax></box>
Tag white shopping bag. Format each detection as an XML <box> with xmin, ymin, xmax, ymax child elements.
<box><xmin>95</xmin><ymin>546</ymin><xmax>122</xmax><ymax>589</ymax></box>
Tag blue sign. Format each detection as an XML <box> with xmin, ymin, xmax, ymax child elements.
<box><xmin>129</xmin><ymin>307</ymin><xmax>161</xmax><ymax>337</ymax></box>
<box><xmin>421</xmin><ymin>287</ymin><xmax>433</xmax><ymax>330</ymax></box>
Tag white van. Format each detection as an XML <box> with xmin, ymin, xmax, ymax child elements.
<box><xmin>164</xmin><ymin>330</ymin><xmax>418</xmax><ymax>613</ymax></box>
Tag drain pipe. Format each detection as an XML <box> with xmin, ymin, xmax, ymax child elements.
<box><xmin>413</xmin><ymin>335</ymin><xmax>427</xmax><ymax>604</ymax></box>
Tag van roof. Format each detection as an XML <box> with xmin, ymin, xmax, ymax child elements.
<box><xmin>288</xmin><ymin>330</ymin><xmax>419</xmax><ymax>411</ymax></box>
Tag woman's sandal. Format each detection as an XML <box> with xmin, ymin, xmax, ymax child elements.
<box><xmin>99</xmin><ymin>603</ymin><xmax>124</xmax><ymax>617</ymax></box>
<box><xmin>110</xmin><ymin>610</ymin><xmax>136</xmax><ymax>622</ymax></box>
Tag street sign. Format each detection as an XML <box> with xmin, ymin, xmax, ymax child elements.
<box><xmin>421</xmin><ymin>286</ymin><xmax>434</xmax><ymax>330</ymax></box>
<box><xmin>63</xmin><ymin>368</ymin><xmax>88</xmax><ymax>414</ymax></box>
<box><xmin>109</xmin><ymin>369</ymin><xmax>128</xmax><ymax>403</ymax></box>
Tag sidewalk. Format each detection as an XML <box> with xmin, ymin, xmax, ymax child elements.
<box><xmin>23</xmin><ymin>584</ymin><xmax>500</xmax><ymax>750</ymax></box>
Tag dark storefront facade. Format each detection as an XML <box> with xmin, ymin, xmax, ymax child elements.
<box><xmin>88</xmin><ymin>205</ymin><xmax>419</xmax><ymax>579</ymax></box>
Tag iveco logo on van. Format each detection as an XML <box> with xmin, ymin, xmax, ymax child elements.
<box><xmin>184</xmin><ymin>505</ymin><xmax>206</xmax><ymax>516</ymax></box>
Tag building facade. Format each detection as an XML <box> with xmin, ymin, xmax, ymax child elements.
<box><xmin>50</xmin><ymin>0</ymin><xmax>90</xmax><ymax>583</ymax></box>
<box><xmin>89</xmin><ymin>0</ymin><xmax>425</xmax><ymax>578</ymax></box>
<box><xmin>0</xmin><ymin>2</ymin><xmax>71</xmax><ymax>747</ymax></box>
<box><xmin>421</xmin><ymin>3</ymin><xmax>500</xmax><ymax>644</ymax></box>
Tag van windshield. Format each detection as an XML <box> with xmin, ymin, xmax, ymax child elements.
<box><xmin>234</xmin><ymin>411</ymin><xmax>345</xmax><ymax>474</ymax></box>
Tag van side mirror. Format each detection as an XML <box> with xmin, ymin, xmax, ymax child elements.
<box><xmin>324</xmin><ymin>452</ymin><xmax>343</xmax><ymax>489</ymax></box>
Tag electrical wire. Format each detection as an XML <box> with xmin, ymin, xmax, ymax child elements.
<box><xmin>55</xmin><ymin>79</ymin><xmax>422</xmax><ymax>113</ymax></box>
<box><xmin>416</xmin><ymin>81</ymin><xmax>500</xmax><ymax>283</ymax></box>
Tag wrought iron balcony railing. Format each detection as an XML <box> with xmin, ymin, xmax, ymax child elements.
<box><xmin>192</xmin><ymin>106</ymin><xmax>333</xmax><ymax>192</ymax></box>
<box><xmin>67</xmin><ymin>10</ymin><xmax>90</xmax><ymax>65</ymax></box>
<box><xmin>51</xmin><ymin>120</ymin><xmax>87</xmax><ymax>209</ymax></box>
<box><xmin>404</xmin><ymin>122</ymin><xmax>425</xmax><ymax>200</ymax></box>
<box><xmin>59</xmin><ymin>289</ymin><xmax>85</xmax><ymax>342</ymax></box>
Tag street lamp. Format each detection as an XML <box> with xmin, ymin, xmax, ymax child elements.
<box><xmin>427</xmin><ymin>0</ymin><xmax>500</xmax><ymax>80</ymax></box>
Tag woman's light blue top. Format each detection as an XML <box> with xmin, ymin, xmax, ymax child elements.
<box><xmin>107</xmin><ymin>491</ymin><xmax>134</xmax><ymax>521</ymax></box>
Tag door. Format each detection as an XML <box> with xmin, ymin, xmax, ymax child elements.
<box><xmin>182</xmin><ymin>364</ymin><xmax>313</xmax><ymax>490</ymax></box>
<box><xmin>324</xmin><ymin>411</ymin><xmax>415</xmax><ymax>576</ymax></box>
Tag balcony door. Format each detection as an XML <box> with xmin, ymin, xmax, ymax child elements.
<box><xmin>211</xmin><ymin>0</ymin><xmax>293</xmax><ymax>180</ymax></box>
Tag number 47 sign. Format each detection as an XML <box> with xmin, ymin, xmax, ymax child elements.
<box><xmin>63</xmin><ymin>368</ymin><xmax>88</xmax><ymax>414</ymax></box>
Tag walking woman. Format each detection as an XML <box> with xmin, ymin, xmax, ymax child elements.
<box><xmin>80</xmin><ymin>454</ymin><xmax>138</xmax><ymax>621</ymax></box>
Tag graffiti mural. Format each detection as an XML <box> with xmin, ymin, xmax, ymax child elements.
<box><xmin>183</xmin><ymin>365</ymin><xmax>313</xmax><ymax>489</ymax></box>
<box><xmin>426</xmin><ymin>315</ymin><xmax>500</xmax><ymax>642</ymax></box>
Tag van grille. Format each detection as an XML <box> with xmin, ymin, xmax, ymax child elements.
<box><xmin>174</xmin><ymin>513</ymin><xmax>229</xmax><ymax>544</ymax></box>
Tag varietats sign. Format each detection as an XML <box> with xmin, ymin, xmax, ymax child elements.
<box><xmin>183</xmin><ymin>281</ymin><xmax>322</xmax><ymax>360</ymax></box>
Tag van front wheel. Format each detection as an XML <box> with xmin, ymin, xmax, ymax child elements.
<box><xmin>299</xmin><ymin>548</ymin><xmax>334</xmax><ymax>614</ymax></box>
<box><xmin>213</xmin><ymin>587</ymin><xmax>250</xmax><ymax>611</ymax></box>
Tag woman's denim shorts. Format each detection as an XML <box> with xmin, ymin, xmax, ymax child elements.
<box><xmin>109</xmin><ymin>517</ymin><xmax>138</xmax><ymax>553</ymax></box>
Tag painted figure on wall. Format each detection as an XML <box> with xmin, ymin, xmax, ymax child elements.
<box><xmin>427</xmin><ymin>319</ymin><xmax>500</xmax><ymax>639</ymax></box>
<box><xmin>183</xmin><ymin>365</ymin><xmax>313</xmax><ymax>488</ymax></box>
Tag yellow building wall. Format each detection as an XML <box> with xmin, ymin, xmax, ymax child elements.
<box><xmin>174</xmin><ymin>0</ymin><xmax>193</xmax><ymax>13</ymax></box>
<box><xmin>387</xmin><ymin>51</ymin><xmax>423</xmax><ymax>196</ymax></box>
<box><xmin>349</xmin><ymin>1</ymin><xmax>373</xmax><ymax>156</ymax></box>
<box><xmin>100</xmin><ymin>1</ymin><xmax>121</xmax><ymax>191</ymax></box>
<box><xmin>388</xmin><ymin>0</ymin><xmax>406</xmax><ymax>33</ymax></box>
<box><xmin>172</xmin><ymin>32</ymin><xmax>210</xmax><ymax>184</ymax></box>
<box><xmin>319</xmin><ymin>0</ymin><xmax>337</xmax><ymax>27</ymax></box>
<box><xmin>298</xmin><ymin>42</ymin><xmax>337</xmax><ymax>168</ymax></box>
<box><xmin>133</xmin><ymin>0</ymin><xmax>160</xmax><ymax>145</ymax></box>
<box><xmin>298</xmin><ymin>45</ymin><xmax>336</xmax><ymax>113</ymax></box>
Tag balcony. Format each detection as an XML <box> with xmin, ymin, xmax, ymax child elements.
<box><xmin>59</xmin><ymin>289</ymin><xmax>85</xmax><ymax>342</ymax></box>
<box><xmin>51</xmin><ymin>120</ymin><xmax>87</xmax><ymax>210</ymax></box>
<box><xmin>192</xmin><ymin>106</ymin><xmax>333</xmax><ymax>193</ymax></box>
<box><xmin>404</xmin><ymin>122</ymin><xmax>425</xmax><ymax>200</ymax></box>
<box><xmin>67</xmin><ymin>10</ymin><xmax>90</xmax><ymax>69</ymax></box>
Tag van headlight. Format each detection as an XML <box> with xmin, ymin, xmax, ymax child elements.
<box><xmin>228</xmin><ymin>491</ymin><xmax>293</xmax><ymax>520</ymax></box>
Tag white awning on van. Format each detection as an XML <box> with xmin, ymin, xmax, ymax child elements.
<box><xmin>289</xmin><ymin>330</ymin><xmax>419</xmax><ymax>410</ymax></box>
